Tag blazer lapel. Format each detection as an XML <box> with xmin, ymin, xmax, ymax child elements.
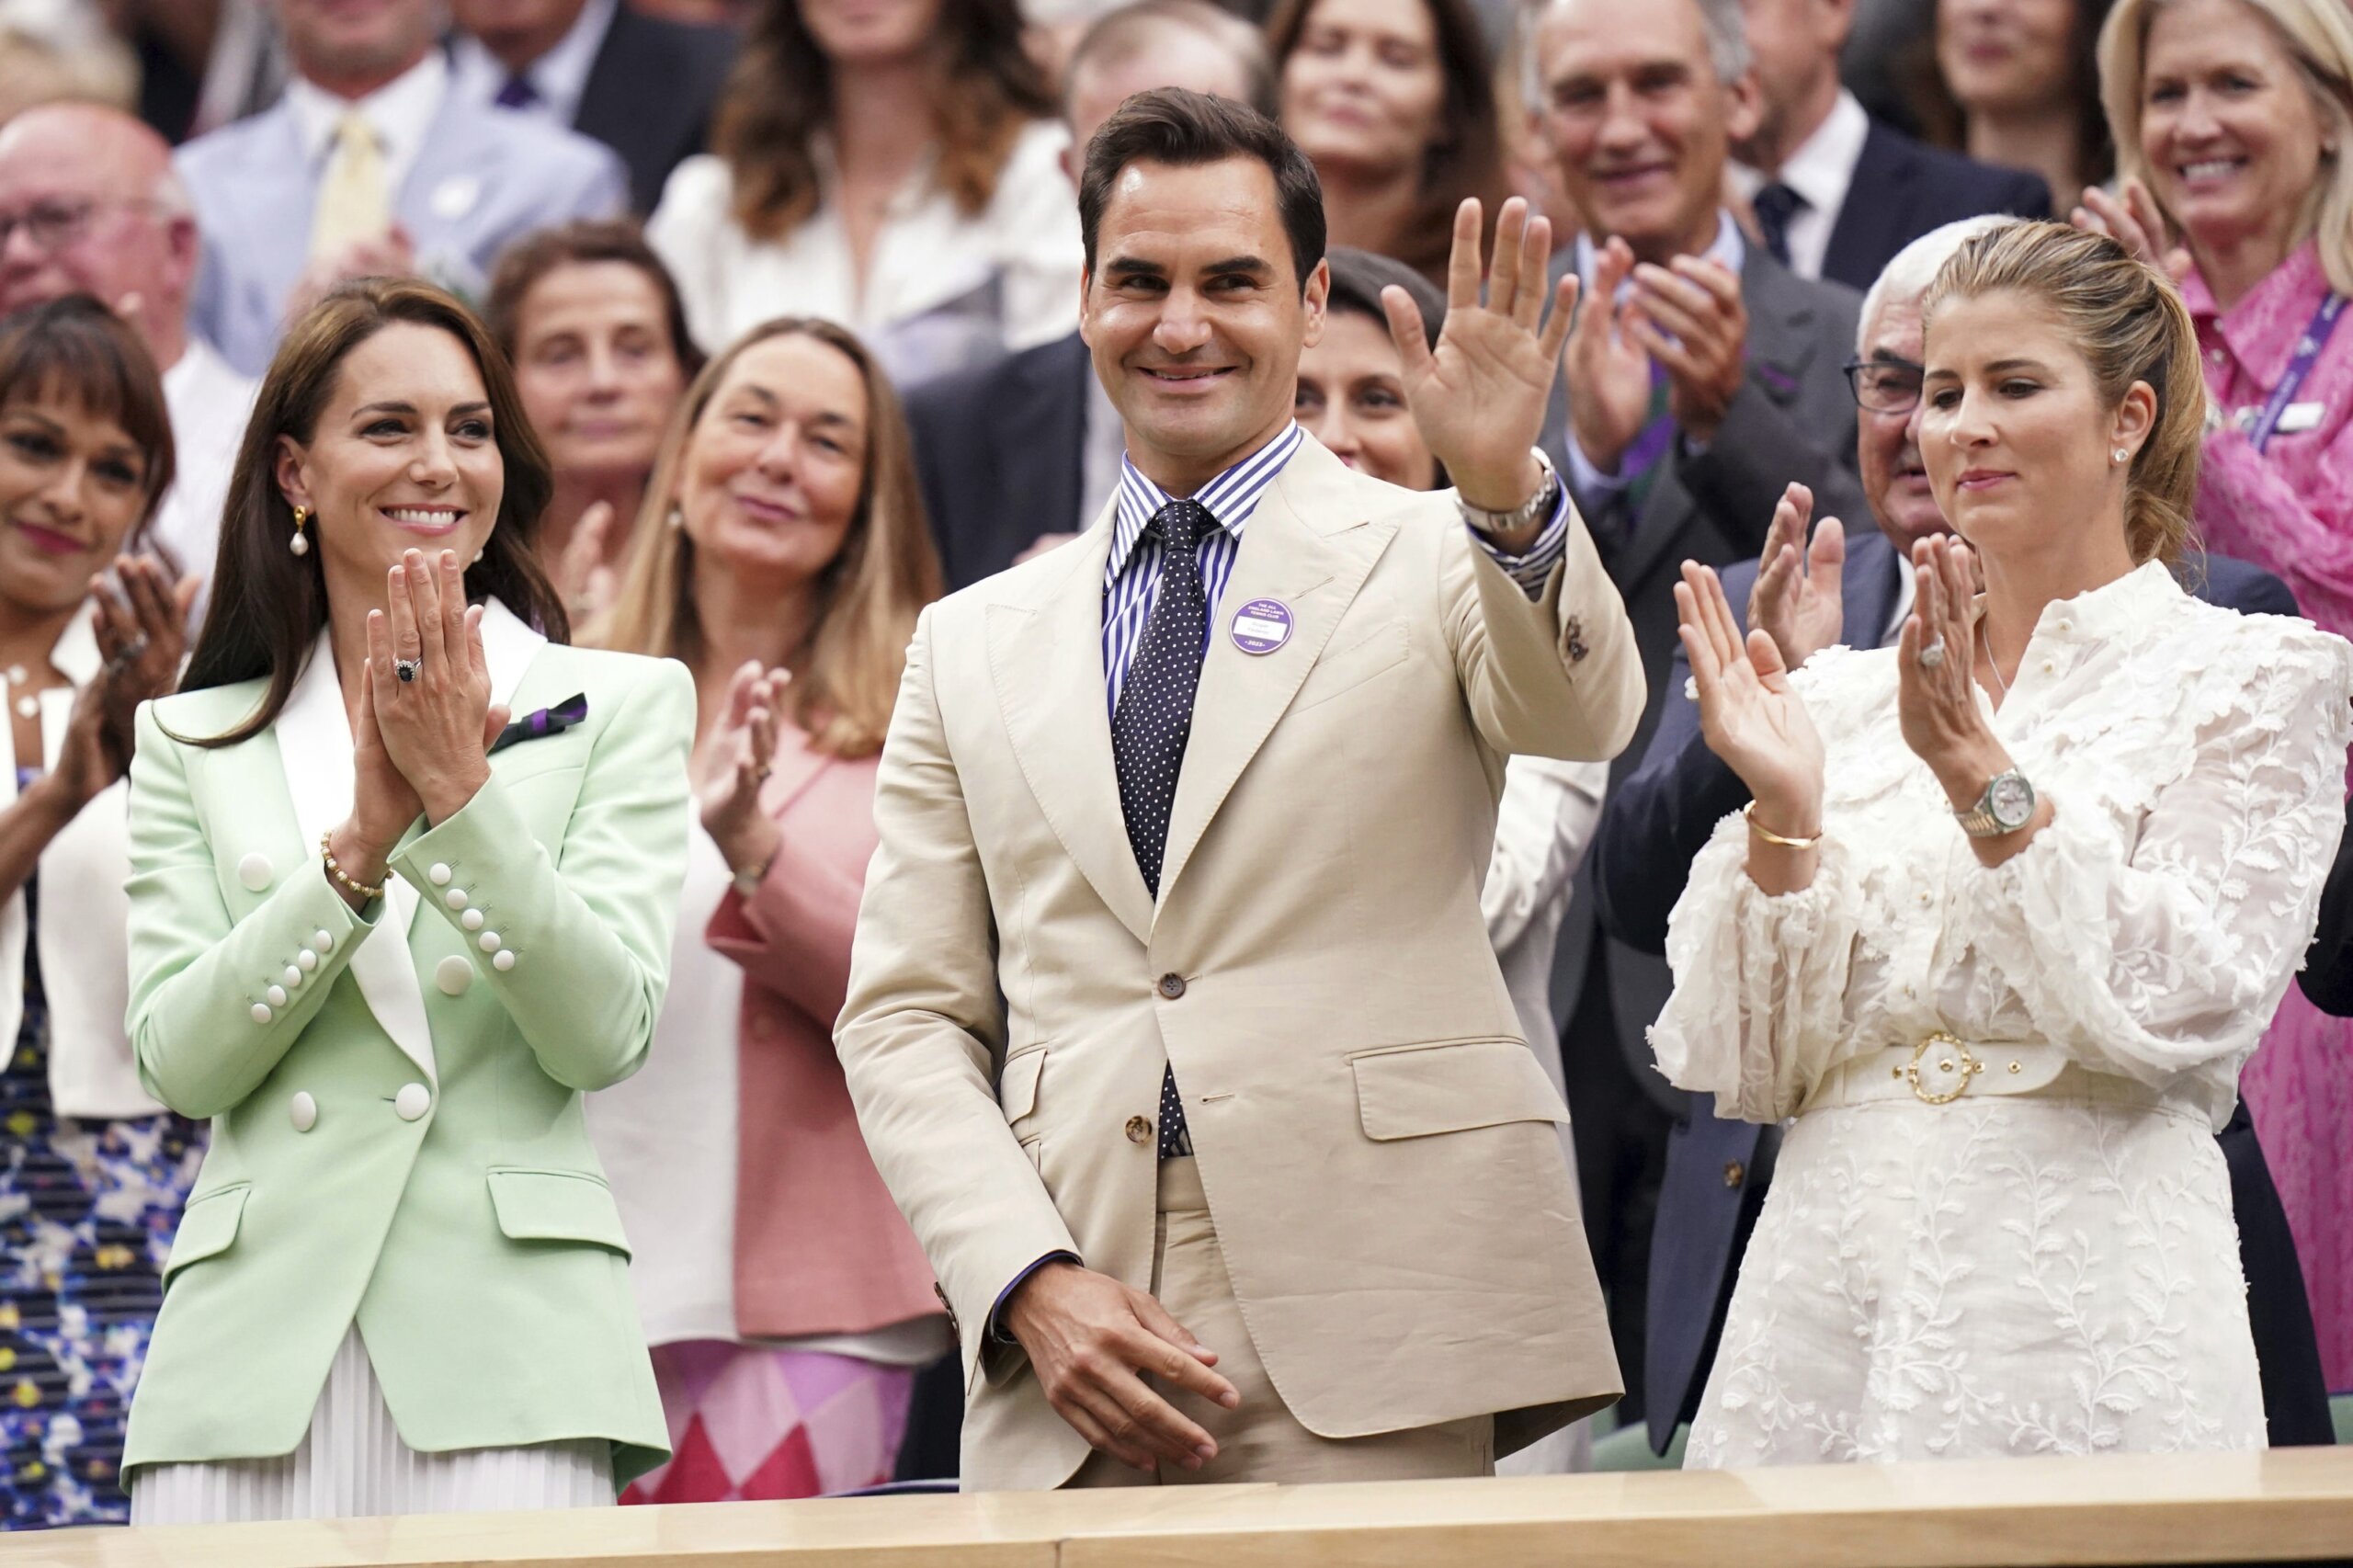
<box><xmin>1154</xmin><ymin>444</ymin><xmax>1393</xmax><ymax>908</ymax></box>
<box><xmin>275</xmin><ymin>636</ymin><xmax>435</xmax><ymax>1084</ymax></box>
<box><xmin>987</xmin><ymin>517</ymin><xmax>1156</xmax><ymax>944</ymax></box>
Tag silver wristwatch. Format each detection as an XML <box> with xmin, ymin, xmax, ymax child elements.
<box><xmin>1955</xmin><ymin>768</ymin><xmax>2037</xmax><ymax>837</ymax></box>
<box><xmin>1457</xmin><ymin>447</ymin><xmax>1560</xmax><ymax>536</ymax></box>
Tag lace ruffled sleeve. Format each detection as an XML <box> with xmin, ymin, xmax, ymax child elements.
<box><xmin>1954</xmin><ymin>626</ymin><xmax>2353</xmax><ymax>1085</ymax></box>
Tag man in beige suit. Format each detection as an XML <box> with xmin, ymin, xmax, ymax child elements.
<box><xmin>837</xmin><ymin>89</ymin><xmax>1643</xmax><ymax>1491</ymax></box>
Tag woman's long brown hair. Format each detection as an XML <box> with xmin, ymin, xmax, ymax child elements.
<box><xmin>593</xmin><ymin>317</ymin><xmax>941</xmax><ymax>760</ymax></box>
<box><xmin>176</xmin><ymin>277</ymin><xmax>568</xmax><ymax>746</ymax></box>
<box><xmin>712</xmin><ymin>0</ymin><xmax>1058</xmax><ymax>244</ymax></box>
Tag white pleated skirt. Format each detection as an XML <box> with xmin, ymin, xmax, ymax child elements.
<box><xmin>129</xmin><ymin>1327</ymin><xmax>614</xmax><ymax>1524</ymax></box>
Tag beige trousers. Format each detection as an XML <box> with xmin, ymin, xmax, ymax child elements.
<box><xmin>1068</xmin><ymin>1156</ymin><xmax>1494</xmax><ymax>1488</ymax></box>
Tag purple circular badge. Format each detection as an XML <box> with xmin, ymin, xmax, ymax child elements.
<box><xmin>1230</xmin><ymin>598</ymin><xmax>1293</xmax><ymax>655</ymax></box>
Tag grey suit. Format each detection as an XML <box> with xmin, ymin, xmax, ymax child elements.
<box><xmin>179</xmin><ymin>91</ymin><xmax>629</xmax><ymax>376</ymax></box>
<box><xmin>1539</xmin><ymin>234</ymin><xmax>1866</xmax><ymax>1410</ymax></box>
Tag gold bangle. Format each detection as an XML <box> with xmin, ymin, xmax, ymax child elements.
<box><xmin>1743</xmin><ymin>801</ymin><xmax>1822</xmax><ymax>849</ymax></box>
<box><xmin>320</xmin><ymin>831</ymin><xmax>385</xmax><ymax>902</ymax></box>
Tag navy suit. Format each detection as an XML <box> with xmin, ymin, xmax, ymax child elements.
<box><xmin>573</xmin><ymin>6</ymin><xmax>737</xmax><ymax>215</ymax></box>
<box><xmin>905</xmin><ymin>332</ymin><xmax>1092</xmax><ymax>591</ymax></box>
<box><xmin>1592</xmin><ymin>531</ymin><xmax>2336</xmax><ymax>1452</ymax></box>
<box><xmin>1817</xmin><ymin>122</ymin><xmax>2053</xmax><ymax>294</ymax></box>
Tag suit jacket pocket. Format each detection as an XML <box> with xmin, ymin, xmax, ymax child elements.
<box><xmin>486</xmin><ymin>1167</ymin><xmax>632</xmax><ymax>1256</ymax></box>
<box><xmin>1351</xmin><ymin>1038</ymin><xmax>1570</xmax><ymax>1141</ymax></box>
<box><xmin>1290</xmin><ymin>620</ymin><xmax>1411</xmax><ymax>715</ymax></box>
<box><xmin>999</xmin><ymin>1044</ymin><xmax>1046</xmax><ymax>1125</ymax></box>
<box><xmin>163</xmin><ymin>1183</ymin><xmax>249</xmax><ymax>1287</ymax></box>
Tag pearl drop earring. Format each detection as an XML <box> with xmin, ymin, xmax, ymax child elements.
<box><xmin>289</xmin><ymin>505</ymin><xmax>310</xmax><ymax>557</ymax></box>
<box><xmin>2113</xmin><ymin>448</ymin><xmax>2129</xmax><ymax>464</ymax></box>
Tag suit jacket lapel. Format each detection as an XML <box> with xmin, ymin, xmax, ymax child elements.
<box><xmin>987</xmin><ymin>517</ymin><xmax>1155</xmax><ymax>944</ymax></box>
<box><xmin>1155</xmin><ymin>443</ymin><xmax>1392</xmax><ymax>908</ymax></box>
<box><xmin>1822</xmin><ymin>123</ymin><xmax>1908</xmax><ymax>290</ymax></box>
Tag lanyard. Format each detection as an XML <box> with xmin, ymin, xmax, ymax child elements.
<box><xmin>2246</xmin><ymin>291</ymin><xmax>2347</xmax><ymax>453</ymax></box>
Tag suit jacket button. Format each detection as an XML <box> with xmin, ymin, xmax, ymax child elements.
<box><xmin>1723</xmin><ymin>1160</ymin><xmax>1745</xmax><ymax>1188</ymax></box>
<box><xmin>1156</xmin><ymin>973</ymin><xmax>1186</xmax><ymax>1000</ymax></box>
<box><xmin>237</xmin><ymin>852</ymin><xmax>273</xmax><ymax>892</ymax></box>
<box><xmin>395</xmin><ymin>1083</ymin><xmax>431</xmax><ymax>1121</ymax></box>
<box><xmin>290</xmin><ymin>1091</ymin><xmax>317</xmax><ymax>1133</ymax></box>
<box><xmin>436</xmin><ymin>955</ymin><xmax>473</xmax><ymax>996</ymax></box>
<box><xmin>1126</xmin><ymin>1115</ymin><xmax>1154</xmax><ymax>1143</ymax></box>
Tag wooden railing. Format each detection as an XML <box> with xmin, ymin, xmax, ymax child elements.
<box><xmin>4</xmin><ymin>1449</ymin><xmax>2349</xmax><ymax>1567</ymax></box>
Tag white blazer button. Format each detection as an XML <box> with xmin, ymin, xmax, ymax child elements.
<box><xmin>492</xmin><ymin>949</ymin><xmax>516</xmax><ymax>972</ymax></box>
<box><xmin>296</xmin><ymin>949</ymin><xmax>319</xmax><ymax>971</ymax></box>
<box><xmin>290</xmin><ymin>1091</ymin><xmax>317</xmax><ymax>1133</ymax></box>
<box><xmin>250</xmin><ymin>1002</ymin><xmax>272</xmax><ymax>1024</ymax></box>
<box><xmin>395</xmin><ymin>1083</ymin><xmax>431</xmax><ymax>1120</ymax></box>
<box><xmin>237</xmin><ymin>852</ymin><xmax>273</xmax><ymax>892</ymax></box>
<box><xmin>313</xmin><ymin>930</ymin><xmax>334</xmax><ymax>954</ymax></box>
<box><xmin>428</xmin><ymin>863</ymin><xmax>452</xmax><ymax>886</ymax></box>
<box><xmin>460</xmin><ymin>909</ymin><xmax>484</xmax><ymax>931</ymax></box>
<box><xmin>436</xmin><ymin>955</ymin><xmax>473</xmax><ymax>996</ymax></box>
<box><xmin>283</xmin><ymin>966</ymin><xmax>302</xmax><ymax>988</ymax></box>
<box><xmin>445</xmin><ymin>888</ymin><xmax>468</xmax><ymax>910</ymax></box>
<box><xmin>266</xmin><ymin>985</ymin><xmax>287</xmax><ymax>1007</ymax></box>
<box><xmin>477</xmin><ymin>931</ymin><xmax>501</xmax><ymax>953</ymax></box>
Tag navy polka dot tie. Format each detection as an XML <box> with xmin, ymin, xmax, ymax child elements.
<box><xmin>1113</xmin><ymin>499</ymin><xmax>1211</xmax><ymax>1159</ymax></box>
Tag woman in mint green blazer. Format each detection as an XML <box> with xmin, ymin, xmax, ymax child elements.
<box><xmin>121</xmin><ymin>278</ymin><xmax>691</xmax><ymax>1523</ymax></box>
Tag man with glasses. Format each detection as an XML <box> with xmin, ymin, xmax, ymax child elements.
<box><xmin>0</xmin><ymin>102</ymin><xmax>255</xmax><ymax>608</ymax></box>
<box><xmin>1588</xmin><ymin>214</ymin><xmax>2328</xmax><ymax>1457</ymax></box>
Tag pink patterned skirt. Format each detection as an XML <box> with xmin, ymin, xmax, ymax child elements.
<box><xmin>2241</xmin><ymin>985</ymin><xmax>2353</xmax><ymax>1392</ymax></box>
<box><xmin>620</xmin><ymin>1342</ymin><xmax>915</xmax><ymax>1504</ymax></box>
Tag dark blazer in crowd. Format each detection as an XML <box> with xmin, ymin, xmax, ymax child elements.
<box><xmin>1592</xmin><ymin>531</ymin><xmax>2338</xmax><ymax>1453</ymax></box>
<box><xmin>2302</xmin><ymin>798</ymin><xmax>2353</xmax><ymax>1016</ymax></box>
<box><xmin>1819</xmin><ymin>122</ymin><xmax>2052</xmax><ymax>294</ymax></box>
<box><xmin>905</xmin><ymin>331</ymin><xmax>1093</xmax><ymax>590</ymax></box>
<box><xmin>574</xmin><ymin>6</ymin><xmax>738</xmax><ymax>215</ymax></box>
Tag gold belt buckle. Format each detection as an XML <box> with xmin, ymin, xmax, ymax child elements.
<box><xmin>1904</xmin><ymin>1031</ymin><xmax>1983</xmax><ymax>1105</ymax></box>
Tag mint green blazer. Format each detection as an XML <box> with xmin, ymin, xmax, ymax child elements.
<box><xmin>119</xmin><ymin>602</ymin><xmax>691</xmax><ymax>1489</ymax></box>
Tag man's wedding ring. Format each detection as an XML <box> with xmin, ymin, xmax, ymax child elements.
<box><xmin>1917</xmin><ymin>640</ymin><xmax>1947</xmax><ymax>670</ymax></box>
<box><xmin>393</xmin><ymin>657</ymin><xmax>421</xmax><ymax>683</ymax></box>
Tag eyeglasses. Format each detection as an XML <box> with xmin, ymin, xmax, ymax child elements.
<box><xmin>0</xmin><ymin>198</ymin><xmax>154</xmax><ymax>256</ymax></box>
<box><xmin>1843</xmin><ymin>357</ymin><xmax>1925</xmax><ymax>415</ymax></box>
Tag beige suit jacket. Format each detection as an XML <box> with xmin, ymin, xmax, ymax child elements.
<box><xmin>837</xmin><ymin>437</ymin><xmax>1643</xmax><ymax>1490</ymax></box>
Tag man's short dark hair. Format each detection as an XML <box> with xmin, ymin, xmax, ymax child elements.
<box><xmin>1064</xmin><ymin>1</ymin><xmax>1279</xmax><ymax>120</ymax></box>
<box><xmin>1079</xmin><ymin>87</ymin><xmax>1324</xmax><ymax>290</ymax></box>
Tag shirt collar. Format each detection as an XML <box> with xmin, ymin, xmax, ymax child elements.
<box><xmin>449</xmin><ymin>0</ymin><xmax>615</xmax><ymax>123</ymax></box>
<box><xmin>1574</xmin><ymin>209</ymin><xmax>1745</xmax><ymax>296</ymax></box>
<box><xmin>1104</xmin><ymin>421</ymin><xmax>1305</xmax><ymax>588</ymax></box>
<box><xmin>1750</xmin><ymin>89</ymin><xmax>1869</xmax><ymax>217</ymax></box>
<box><xmin>284</xmin><ymin>49</ymin><xmax>449</xmax><ymax>175</ymax></box>
<box><xmin>2184</xmin><ymin>239</ymin><xmax>2335</xmax><ymax>390</ymax></box>
<box><xmin>2028</xmin><ymin>558</ymin><xmax>2184</xmax><ymax>646</ymax></box>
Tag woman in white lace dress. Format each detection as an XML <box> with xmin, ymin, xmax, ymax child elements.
<box><xmin>1654</xmin><ymin>220</ymin><xmax>2353</xmax><ymax>1466</ymax></box>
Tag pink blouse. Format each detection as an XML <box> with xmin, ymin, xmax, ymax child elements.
<box><xmin>2188</xmin><ymin>241</ymin><xmax>2353</xmax><ymax>631</ymax></box>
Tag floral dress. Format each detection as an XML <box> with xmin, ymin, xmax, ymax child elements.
<box><xmin>0</xmin><ymin>769</ymin><xmax>205</xmax><ymax>1526</ymax></box>
<box><xmin>1653</xmin><ymin>565</ymin><xmax>2353</xmax><ymax>1464</ymax></box>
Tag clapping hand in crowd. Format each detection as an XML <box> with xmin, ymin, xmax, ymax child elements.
<box><xmin>2071</xmin><ymin>180</ymin><xmax>2193</xmax><ymax>284</ymax></box>
<box><xmin>1565</xmin><ymin>236</ymin><xmax>1750</xmax><ymax>473</ymax></box>
<box><xmin>1383</xmin><ymin>195</ymin><xmax>1576</xmax><ymax>530</ymax></box>
<box><xmin>1677</xmin><ymin>558</ymin><xmax>1824</xmax><ymax>848</ymax></box>
<box><xmin>1894</xmin><ymin>535</ymin><xmax>2046</xmax><ymax>861</ymax></box>
<box><xmin>1747</xmin><ymin>483</ymin><xmax>1847</xmax><ymax>670</ymax></box>
<box><xmin>54</xmin><ymin>554</ymin><xmax>197</xmax><ymax>807</ymax></box>
<box><xmin>553</xmin><ymin>500</ymin><xmax>620</xmax><ymax>625</ymax></box>
<box><xmin>699</xmin><ymin>658</ymin><xmax>791</xmax><ymax>884</ymax></box>
<box><xmin>284</xmin><ymin>226</ymin><xmax>421</xmax><ymax>338</ymax></box>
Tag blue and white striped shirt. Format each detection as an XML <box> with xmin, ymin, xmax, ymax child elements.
<box><xmin>1100</xmin><ymin>424</ymin><xmax>1572</xmax><ymax>716</ymax></box>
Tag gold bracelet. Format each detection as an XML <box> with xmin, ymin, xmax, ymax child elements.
<box><xmin>320</xmin><ymin>831</ymin><xmax>385</xmax><ymax>902</ymax></box>
<box><xmin>1743</xmin><ymin>801</ymin><xmax>1823</xmax><ymax>849</ymax></box>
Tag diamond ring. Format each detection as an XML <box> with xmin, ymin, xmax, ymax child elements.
<box><xmin>1917</xmin><ymin>640</ymin><xmax>1947</xmax><ymax>670</ymax></box>
<box><xmin>393</xmin><ymin>657</ymin><xmax>422</xmax><ymax>684</ymax></box>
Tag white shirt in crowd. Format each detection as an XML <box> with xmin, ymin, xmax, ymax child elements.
<box><xmin>646</xmin><ymin>122</ymin><xmax>1084</xmax><ymax>390</ymax></box>
<box><xmin>281</xmin><ymin>48</ymin><xmax>454</xmax><ymax>206</ymax></box>
<box><xmin>1729</xmin><ymin>89</ymin><xmax>1871</xmax><ymax>284</ymax></box>
<box><xmin>153</xmin><ymin>337</ymin><xmax>259</xmax><ymax>619</ymax></box>
<box><xmin>448</xmin><ymin>0</ymin><xmax>618</xmax><ymax>126</ymax></box>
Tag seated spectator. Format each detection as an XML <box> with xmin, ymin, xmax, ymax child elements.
<box><xmin>1917</xmin><ymin>0</ymin><xmax>2112</xmax><ymax>210</ymax></box>
<box><xmin>449</xmin><ymin>0</ymin><xmax>738</xmax><ymax>214</ymax></box>
<box><xmin>2086</xmin><ymin>0</ymin><xmax>2353</xmax><ymax>1402</ymax></box>
<box><xmin>1733</xmin><ymin>0</ymin><xmax>2051</xmax><ymax>289</ymax></box>
<box><xmin>1267</xmin><ymin>0</ymin><xmax>1509</xmax><ymax>282</ymax></box>
<box><xmin>585</xmin><ymin>318</ymin><xmax>948</xmax><ymax>1504</ymax></box>
<box><xmin>1521</xmin><ymin>0</ymin><xmax>1870</xmax><ymax>1413</ymax></box>
<box><xmin>485</xmin><ymin>220</ymin><xmax>702</xmax><ymax>623</ymax></box>
<box><xmin>0</xmin><ymin>297</ymin><xmax>201</xmax><ymax>1526</ymax></box>
<box><xmin>1652</xmin><ymin>219</ymin><xmax>2348</xmax><ymax>1465</ymax></box>
<box><xmin>175</xmin><ymin>0</ymin><xmax>629</xmax><ymax>376</ymax></box>
<box><xmin>1591</xmin><ymin>213</ymin><xmax>2332</xmax><ymax>1454</ymax></box>
<box><xmin>904</xmin><ymin>0</ymin><xmax>1272</xmax><ymax>587</ymax></box>
<box><xmin>0</xmin><ymin>102</ymin><xmax>254</xmax><ymax>614</ymax></box>
<box><xmin>647</xmin><ymin>0</ymin><xmax>1080</xmax><ymax>392</ymax></box>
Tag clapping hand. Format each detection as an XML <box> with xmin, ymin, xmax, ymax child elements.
<box><xmin>553</xmin><ymin>500</ymin><xmax>620</xmax><ymax>624</ymax></box>
<box><xmin>1563</xmin><ymin>237</ymin><xmax>1654</xmax><ymax>476</ymax></box>
<box><xmin>1677</xmin><ymin>558</ymin><xmax>1824</xmax><ymax>837</ymax></box>
<box><xmin>1746</xmin><ymin>484</ymin><xmax>1847</xmax><ymax>671</ymax></box>
<box><xmin>1385</xmin><ymin>196</ymin><xmax>1577</xmax><ymax>534</ymax></box>
<box><xmin>1625</xmin><ymin>255</ymin><xmax>1747</xmax><ymax>443</ymax></box>
<box><xmin>86</xmin><ymin>553</ymin><xmax>198</xmax><ymax>779</ymax></box>
<box><xmin>2071</xmin><ymin>180</ymin><xmax>2192</xmax><ymax>284</ymax></box>
<box><xmin>1895</xmin><ymin>535</ymin><xmax>2014</xmax><ymax>805</ymax></box>
<box><xmin>699</xmin><ymin>658</ymin><xmax>790</xmax><ymax>881</ymax></box>
<box><xmin>365</xmin><ymin>550</ymin><xmax>508</xmax><ymax>827</ymax></box>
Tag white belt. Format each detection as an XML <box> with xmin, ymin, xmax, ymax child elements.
<box><xmin>1802</xmin><ymin>1035</ymin><xmax>2167</xmax><ymax>1114</ymax></box>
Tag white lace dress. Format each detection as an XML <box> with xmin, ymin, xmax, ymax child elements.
<box><xmin>1653</xmin><ymin>562</ymin><xmax>2353</xmax><ymax>1467</ymax></box>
